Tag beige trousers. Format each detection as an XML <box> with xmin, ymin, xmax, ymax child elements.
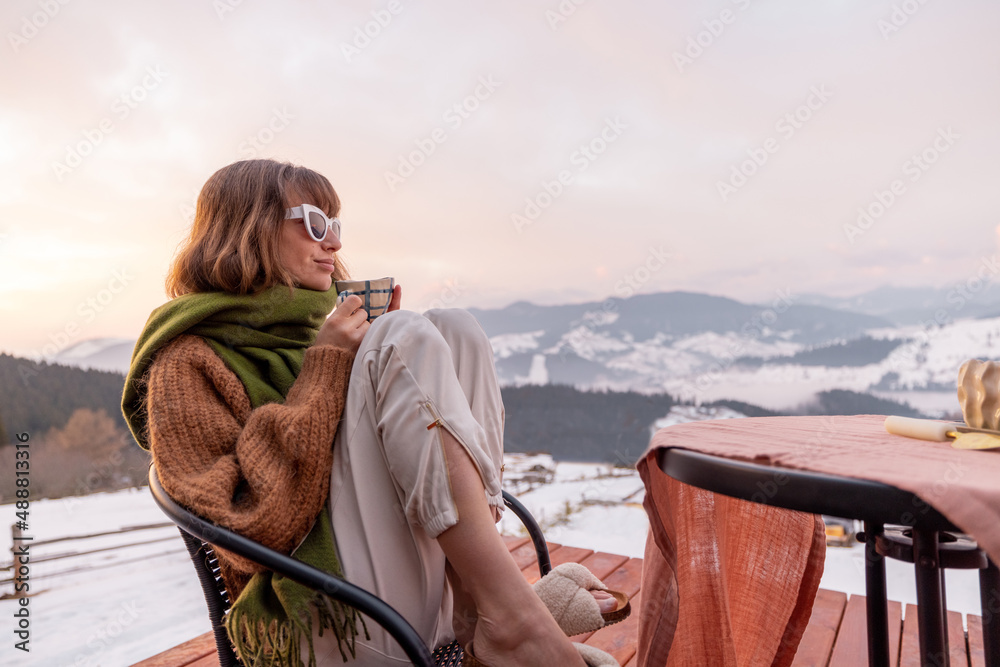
<box><xmin>311</xmin><ymin>308</ymin><xmax>505</xmax><ymax>665</ymax></box>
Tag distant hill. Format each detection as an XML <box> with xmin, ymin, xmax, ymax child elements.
<box><xmin>799</xmin><ymin>284</ymin><xmax>1000</xmax><ymax>325</ymax></box>
<box><xmin>15</xmin><ymin>287</ymin><xmax>978</xmax><ymax>423</ymax></box>
<box><xmin>52</xmin><ymin>337</ymin><xmax>136</xmax><ymax>375</ymax></box>
<box><xmin>469</xmin><ymin>291</ymin><xmax>891</xmax><ymax>346</ymax></box>
<box><xmin>737</xmin><ymin>336</ymin><xmax>905</xmax><ymax>368</ymax></box>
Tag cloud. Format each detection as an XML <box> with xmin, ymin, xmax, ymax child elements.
<box><xmin>2</xmin><ymin>0</ymin><xmax>1000</xmax><ymax>353</ymax></box>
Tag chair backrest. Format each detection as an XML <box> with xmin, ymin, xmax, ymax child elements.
<box><xmin>175</xmin><ymin>528</ymin><xmax>240</xmax><ymax>666</ymax></box>
<box><xmin>148</xmin><ymin>464</ymin><xmax>552</xmax><ymax>666</ymax></box>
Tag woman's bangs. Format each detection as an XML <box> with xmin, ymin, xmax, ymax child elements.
<box><xmin>287</xmin><ymin>169</ymin><xmax>340</xmax><ymax>218</ymax></box>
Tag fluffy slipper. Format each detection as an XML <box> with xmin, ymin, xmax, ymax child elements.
<box><xmin>533</xmin><ymin>562</ymin><xmax>631</xmax><ymax>636</ymax></box>
<box><xmin>463</xmin><ymin>641</ymin><xmax>619</xmax><ymax>666</ymax></box>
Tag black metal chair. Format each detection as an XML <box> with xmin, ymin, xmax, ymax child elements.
<box><xmin>148</xmin><ymin>464</ymin><xmax>552</xmax><ymax>667</ymax></box>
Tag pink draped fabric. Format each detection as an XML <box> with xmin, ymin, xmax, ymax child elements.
<box><xmin>636</xmin><ymin>413</ymin><xmax>1000</xmax><ymax>665</ymax></box>
<box><xmin>636</xmin><ymin>449</ymin><xmax>824</xmax><ymax>666</ymax></box>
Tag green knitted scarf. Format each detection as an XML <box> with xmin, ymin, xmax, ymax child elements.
<box><xmin>121</xmin><ymin>283</ymin><xmax>367</xmax><ymax>666</ymax></box>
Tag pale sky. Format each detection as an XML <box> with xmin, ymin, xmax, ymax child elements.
<box><xmin>2</xmin><ymin>0</ymin><xmax>999</xmax><ymax>359</ymax></box>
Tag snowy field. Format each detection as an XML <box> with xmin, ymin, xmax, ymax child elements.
<box><xmin>0</xmin><ymin>457</ymin><xmax>987</xmax><ymax>666</ymax></box>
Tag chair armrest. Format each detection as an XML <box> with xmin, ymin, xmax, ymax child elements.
<box><xmin>147</xmin><ymin>465</ymin><xmax>434</xmax><ymax>667</ymax></box>
<box><xmin>502</xmin><ymin>490</ymin><xmax>552</xmax><ymax>577</ymax></box>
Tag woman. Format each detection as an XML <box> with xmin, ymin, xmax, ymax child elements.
<box><xmin>122</xmin><ymin>159</ymin><xmax>622</xmax><ymax>666</ymax></box>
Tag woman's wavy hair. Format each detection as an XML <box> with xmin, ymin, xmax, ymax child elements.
<box><xmin>166</xmin><ymin>159</ymin><xmax>348</xmax><ymax>297</ymax></box>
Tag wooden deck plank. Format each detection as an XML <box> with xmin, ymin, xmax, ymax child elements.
<box><xmin>524</xmin><ymin>546</ymin><xmax>595</xmax><ymax>584</ymax></box>
<box><xmin>182</xmin><ymin>655</ymin><xmax>220</xmax><ymax>667</ymax></box>
<box><xmin>899</xmin><ymin>604</ymin><xmax>968</xmax><ymax>667</ymax></box>
<box><xmin>510</xmin><ymin>540</ymin><xmax>562</xmax><ymax>571</ymax></box>
<box><xmin>594</xmin><ymin>557</ymin><xmax>645</xmax><ymax>599</ymax></box>
<box><xmin>577</xmin><ymin>551</ymin><xmax>630</xmax><ymax>581</ymax></box>
<box><xmin>969</xmin><ymin>615</ymin><xmax>986</xmax><ymax>667</ymax></box>
<box><xmin>500</xmin><ymin>534</ymin><xmax>531</xmax><ymax>552</ymax></box>
<box><xmin>948</xmin><ymin>610</ymin><xmax>968</xmax><ymax>667</ymax></box>
<box><xmin>549</xmin><ymin>545</ymin><xmax>595</xmax><ymax>565</ymax></box>
<box><xmin>898</xmin><ymin>602</ymin><xmax>919</xmax><ymax>667</ymax></box>
<box><xmin>131</xmin><ymin>632</ymin><xmax>216</xmax><ymax>667</ymax></box>
<box><xmin>791</xmin><ymin>588</ymin><xmax>848</xmax><ymax>667</ymax></box>
<box><xmin>827</xmin><ymin>595</ymin><xmax>902</xmax><ymax>666</ymax></box>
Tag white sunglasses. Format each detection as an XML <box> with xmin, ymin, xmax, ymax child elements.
<box><xmin>285</xmin><ymin>204</ymin><xmax>341</xmax><ymax>243</ymax></box>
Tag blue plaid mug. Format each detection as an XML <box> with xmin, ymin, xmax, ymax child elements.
<box><xmin>335</xmin><ymin>277</ymin><xmax>395</xmax><ymax>322</ymax></box>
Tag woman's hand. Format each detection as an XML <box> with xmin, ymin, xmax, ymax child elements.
<box><xmin>315</xmin><ymin>285</ymin><xmax>402</xmax><ymax>353</ymax></box>
<box><xmin>387</xmin><ymin>284</ymin><xmax>402</xmax><ymax>312</ymax></box>
<box><xmin>315</xmin><ymin>295</ymin><xmax>370</xmax><ymax>353</ymax></box>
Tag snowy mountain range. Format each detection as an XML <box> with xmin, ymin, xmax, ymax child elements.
<box><xmin>468</xmin><ymin>290</ymin><xmax>995</xmax><ymax>415</ymax></box>
<box><xmin>34</xmin><ymin>287</ymin><xmax>1000</xmax><ymax>416</ymax></box>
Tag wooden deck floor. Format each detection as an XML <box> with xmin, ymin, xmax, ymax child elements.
<box><xmin>134</xmin><ymin>537</ymin><xmax>988</xmax><ymax>666</ymax></box>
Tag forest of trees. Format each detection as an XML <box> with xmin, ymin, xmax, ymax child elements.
<box><xmin>800</xmin><ymin>389</ymin><xmax>925</xmax><ymax>418</ymax></box>
<box><xmin>0</xmin><ymin>354</ymin><xmax>149</xmax><ymax>502</ymax></box>
<box><xmin>0</xmin><ymin>407</ymin><xmax>150</xmax><ymax>502</ymax></box>
<box><xmin>0</xmin><ymin>352</ymin><xmax>926</xmax><ymax>502</ymax></box>
<box><xmin>0</xmin><ymin>353</ymin><xmax>131</xmax><ymax>441</ymax></box>
<box><xmin>500</xmin><ymin>384</ymin><xmax>675</xmax><ymax>465</ymax></box>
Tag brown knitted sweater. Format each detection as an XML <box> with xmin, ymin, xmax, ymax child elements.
<box><xmin>144</xmin><ymin>334</ymin><xmax>355</xmax><ymax>599</ymax></box>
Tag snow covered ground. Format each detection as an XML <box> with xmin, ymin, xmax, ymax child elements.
<box><xmin>0</xmin><ymin>489</ymin><xmax>210</xmax><ymax>667</ymax></box>
<box><xmin>0</xmin><ymin>456</ymin><xmax>987</xmax><ymax>666</ymax></box>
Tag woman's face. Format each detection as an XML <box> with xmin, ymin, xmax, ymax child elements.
<box><xmin>277</xmin><ymin>193</ymin><xmax>342</xmax><ymax>292</ymax></box>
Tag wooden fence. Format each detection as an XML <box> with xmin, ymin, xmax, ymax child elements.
<box><xmin>1</xmin><ymin>520</ymin><xmax>181</xmax><ymax>596</ymax></box>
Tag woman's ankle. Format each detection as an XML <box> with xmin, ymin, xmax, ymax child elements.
<box><xmin>470</xmin><ymin>611</ymin><xmax>586</xmax><ymax>667</ymax></box>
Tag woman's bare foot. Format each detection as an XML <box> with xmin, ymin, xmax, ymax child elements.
<box><xmin>468</xmin><ymin>590</ymin><xmax>587</xmax><ymax>667</ymax></box>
